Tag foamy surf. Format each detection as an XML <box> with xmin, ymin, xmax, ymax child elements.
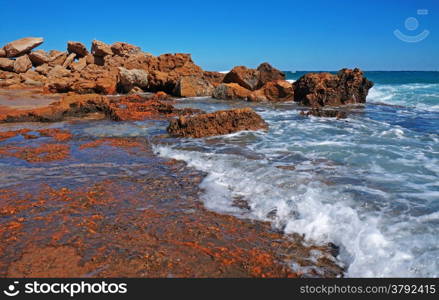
<box><xmin>153</xmin><ymin>85</ymin><xmax>439</xmax><ymax>277</ymax></box>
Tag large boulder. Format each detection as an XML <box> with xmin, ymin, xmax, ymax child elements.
<box><xmin>3</xmin><ymin>37</ymin><xmax>44</xmax><ymax>58</ymax></box>
<box><xmin>223</xmin><ymin>66</ymin><xmax>260</xmax><ymax>91</ymax></box>
<box><xmin>111</xmin><ymin>42</ymin><xmax>141</xmax><ymax>57</ymax></box>
<box><xmin>293</xmin><ymin>68</ymin><xmax>374</xmax><ymax>107</ymax></box>
<box><xmin>223</xmin><ymin>63</ymin><xmax>285</xmax><ymax>91</ymax></box>
<box><xmin>248</xmin><ymin>80</ymin><xmax>294</xmax><ymax>102</ymax></box>
<box><xmin>0</xmin><ymin>58</ymin><xmax>15</xmax><ymax>71</ymax></box>
<box><xmin>212</xmin><ymin>83</ymin><xmax>252</xmax><ymax>100</ymax></box>
<box><xmin>167</xmin><ymin>107</ymin><xmax>268</xmax><ymax>138</ymax></box>
<box><xmin>67</xmin><ymin>41</ymin><xmax>88</xmax><ymax>57</ymax></box>
<box><xmin>173</xmin><ymin>76</ymin><xmax>214</xmax><ymax>97</ymax></box>
<box><xmin>117</xmin><ymin>67</ymin><xmax>149</xmax><ymax>93</ymax></box>
<box><xmin>0</xmin><ymin>48</ymin><xmax>6</xmax><ymax>57</ymax></box>
<box><xmin>13</xmin><ymin>55</ymin><xmax>32</xmax><ymax>73</ymax></box>
<box><xmin>28</xmin><ymin>50</ymin><xmax>51</xmax><ymax>66</ymax></box>
<box><xmin>70</xmin><ymin>57</ymin><xmax>87</xmax><ymax>72</ymax></box>
<box><xmin>257</xmin><ymin>63</ymin><xmax>285</xmax><ymax>84</ymax></box>
<box><xmin>91</xmin><ymin>40</ymin><xmax>113</xmax><ymax>57</ymax></box>
<box><xmin>203</xmin><ymin>71</ymin><xmax>225</xmax><ymax>87</ymax></box>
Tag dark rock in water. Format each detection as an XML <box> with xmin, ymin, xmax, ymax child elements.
<box><xmin>3</xmin><ymin>37</ymin><xmax>44</xmax><ymax>58</ymax></box>
<box><xmin>293</xmin><ymin>68</ymin><xmax>373</xmax><ymax>107</ymax></box>
<box><xmin>167</xmin><ymin>107</ymin><xmax>268</xmax><ymax>138</ymax></box>
<box><xmin>300</xmin><ymin>108</ymin><xmax>348</xmax><ymax>119</ymax></box>
<box><xmin>223</xmin><ymin>63</ymin><xmax>285</xmax><ymax>91</ymax></box>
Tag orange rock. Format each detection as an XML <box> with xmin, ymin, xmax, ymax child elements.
<box><xmin>173</xmin><ymin>76</ymin><xmax>214</xmax><ymax>97</ymax></box>
<box><xmin>0</xmin><ymin>58</ymin><xmax>14</xmax><ymax>71</ymax></box>
<box><xmin>3</xmin><ymin>37</ymin><xmax>44</xmax><ymax>58</ymax></box>
<box><xmin>212</xmin><ymin>83</ymin><xmax>252</xmax><ymax>100</ymax></box>
<box><xmin>167</xmin><ymin>107</ymin><xmax>268</xmax><ymax>138</ymax></box>
<box><xmin>13</xmin><ymin>55</ymin><xmax>32</xmax><ymax>73</ymax></box>
<box><xmin>67</xmin><ymin>41</ymin><xmax>89</xmax><ymax>57</ymax></box>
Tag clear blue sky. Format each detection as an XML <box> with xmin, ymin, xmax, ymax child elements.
<box><xmin>1</xmin><ymin>0</ymin><xmax>438</xmax><ymax>71</ymax></box>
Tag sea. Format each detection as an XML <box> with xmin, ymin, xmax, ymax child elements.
<box><xmin>154</xmin><ymin>71</ymin><xmax>439</xmax><ymax>277</ymax></box>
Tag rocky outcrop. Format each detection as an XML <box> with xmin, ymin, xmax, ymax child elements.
<box><xmin>212</xmin><ymin>83</ymin><xmax>252</xmax><ymax>100</ymax></box>
<box><xmin>173</xmin><ymin>76</ymin><xmax>214</xmax><ymax>97</ymax></box>
<box><xmin>293</xmin><ymin>68</ymin><xmax>373</xmax><ymax>107</ymax></box>
<box><xmin>0</xmin><ymin>48</ymin><xmax>5</xmax><ymax>57</ymax></box>
<box><xmin>49</xmin><ymin>51</ymin><xmax>68</xmax><ymax>66</ymax></box>
<box><xmin>167</xmin><ymin>107</ymin><xmax>268</xmax><ymax>138</ymax></box>
<box><xmin>13</xmin><ymin>55</ymin><xmax>32</xmax><ymax>73</ymax></box>
<box><xmin>67</xmin><ymin>41</ymin><xmax>88</xmax><ymax>57</ymax></box>
<box><xmin>223</xmin><ymin>63</ymin><xmax>285</xmax><ymax>91</ymax></box>
<box><xmin>117</xmin><ymin>67</ymin><xmax>149</xmax><ymax>93</ymax></box>
<box><xmin>3</xmin><ymin>37</ymin><xmax>44</xmax><ymax>58</ymax></box>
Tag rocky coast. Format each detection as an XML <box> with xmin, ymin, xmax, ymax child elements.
<box><xmin>0</xmin><ymin>37</ymin><xmax>374</xmax><ymax>277</ymax></box>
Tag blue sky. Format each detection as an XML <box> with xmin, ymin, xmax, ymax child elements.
<box><xmin>1</xmin><ymin>0</ymin><xmax>438</xmax><ymax>71</ymax></box>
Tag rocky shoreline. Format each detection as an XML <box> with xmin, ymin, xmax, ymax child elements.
<box><xmin>0</xmin><ymin>37</ymin><xmax>375</xmax><ymax>277</ymax></box>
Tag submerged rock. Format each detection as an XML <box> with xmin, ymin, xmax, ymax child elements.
<box><xmin>293</xmin><ymin>68</ymin><xmax>373</xmax><ymax>107</ymax></box>
<box><xmin>300</xmin><ymin>108</ymin><xmax>348</xmax><ymax>119</ymax></box>
<box><xmin>3</xmin><ymin>37</ymin><xmax>44</xmax><ymax>58</ymax></box>
<box><xmin>167</xmin><ymin>107</ymin><xmax>268</xmax><ymax>138</ymax></box>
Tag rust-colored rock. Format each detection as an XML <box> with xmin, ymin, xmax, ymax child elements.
<box><xmin>62</xmin><ymin>53</ymin><xmax>76</xmax><ymax>68</ymax></box>
<box><xmin>203</xmin><ymin>71</ymin><xmax>225</xmax><ymax>87</ymax></box>
<box><xmin>0</xmin><ymin>58</ymin><xmax>14</xmax><ymax>72</ymax></box>
<box><xmin>167</xmin><ymin>107</ymin><xmax>268</xmax><ymax>138</ymax></box>
<box><xmin>70</xmin><ymin>57</ymin><xmax>87</xmax><ymax>72</ymax></box>
<box><xmin>0</xmin><ymin>48</ymin><xmax>5</xmax><ymax>57</ymax></box>
<box><xmin>3</xmin><ymin>37</ymin><xmax>44</xmax><ymax>58</ymax></box>
<box><xmin>28</xmin><ymin>50</ymin><xmax>51</xmax><ymax>67</ymax></box>
<box><xmin>91</xmin><ymin>40</ymin><xmax>113</xmax><ymax>57</ymax></box>
<box><xmin>13</xmin><ymin>55</ymin><xmax>32</xmax><ymax>73</ymax></box>
<box><xmin>111</xmin><ymin>42</ymin><xmax>141</xmax><ymax>57</ymax></box>
<box><xmin>47</xmin><ymin>65</ymin><xmax>71</xmax><ymax>78</ymax></box>
<box><xmin>257</xmin><ymin>62</ymin><xmax>285</xmax><ymax>84</ymax></box>
<box><xmin>173</xmin><ymin>76</ymin><xmax>214</xmax><ymax>97</ymax></box>
<box><xmin>49</xmin><ymin>51</ymin><xmax>68</xmax><ymax>66</ymax></box>
<box><xmin>223</xmin><ymin>66</ymin><xmax>260</xmax><ymax>91</ymax></box>
<box><xmin>67</xmin><ymin>41</ymin><xmax>88</xmax><ymax>57</ymax></box>
<box><xmin>212</xmin><ymin>83</ymin><xmax>252</xmax><ymax>100</ymax></box>
<box><xmin>293</xmin><ymin>68</ymin><xmax>374</xmax><ymax>107</ymax></box>
<box><xmin>223</xmin><ymin>63</ymin><xmax>285</xmax><ymax>91</ymax></box>
<box><xmin>249</xmin><ymin>80</ymin><xmax>294</xmax><ymax>102</ymax></box>
<box><xmin>34</xmin><ymin>64</ymin><xmax>51</xmax><ymax>76</ymax></box>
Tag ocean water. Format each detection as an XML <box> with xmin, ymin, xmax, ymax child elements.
<box><xmin>154</xmin><ymin>71</ymin><xmax>439</xmax><ymax>277</ymax></box>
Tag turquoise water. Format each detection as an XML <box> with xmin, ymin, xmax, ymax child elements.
<box><xmin>154</xmin><ymin>71</ymin><xmax>439</xmax><ymax>277</ymax></box>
